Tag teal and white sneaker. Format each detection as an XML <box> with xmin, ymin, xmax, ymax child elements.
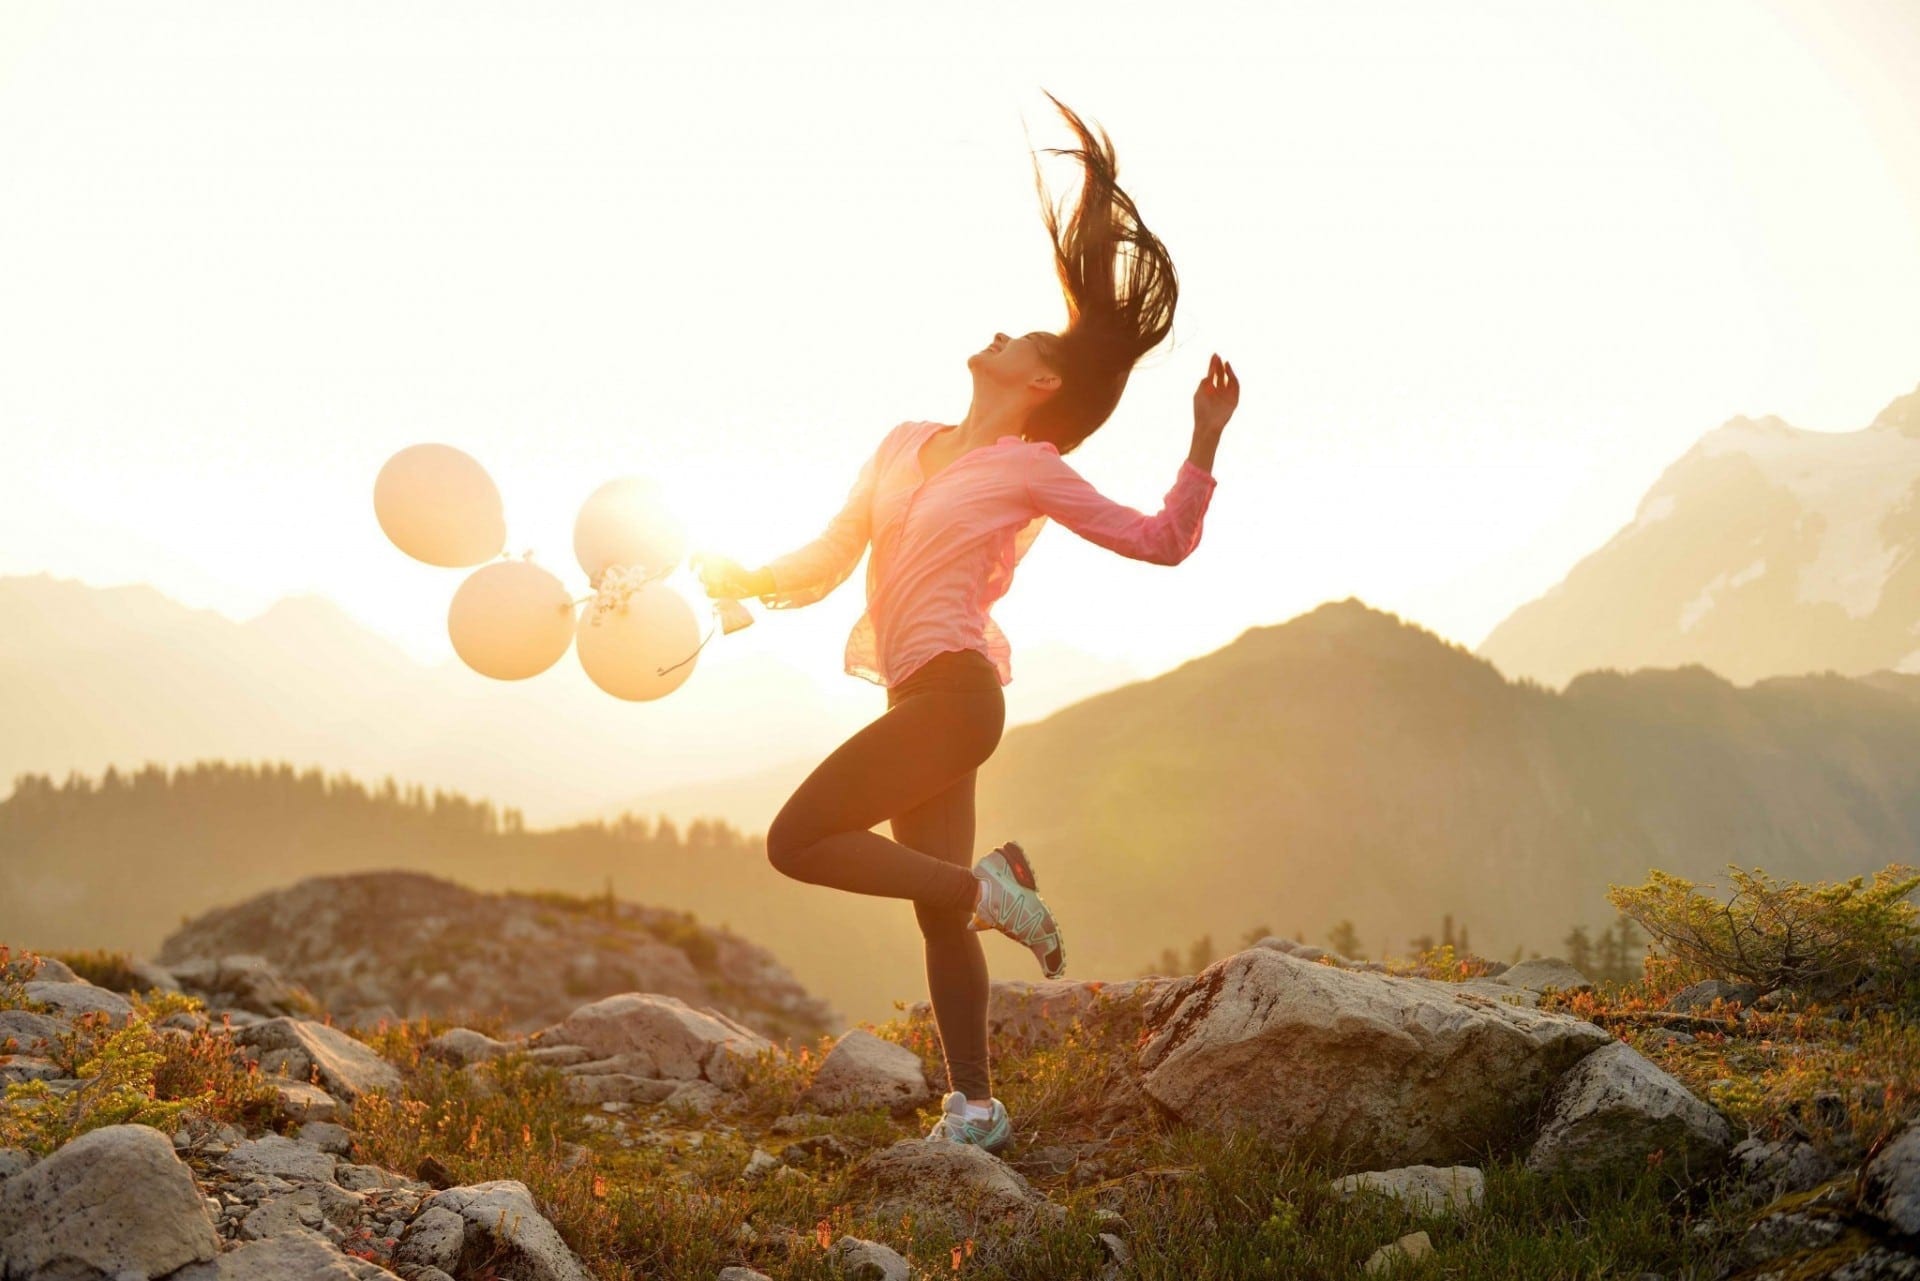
<box><xmin>968</xmin><ymin>840</ymin><xmax>1067</xmax><ymax>979</ymax></box>
<box><xmin>927</xmin><ymin>1089</ymin><xmax>1013</xmax><ymax>1154</ymax></box>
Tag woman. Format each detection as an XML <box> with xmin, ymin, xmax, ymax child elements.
<box><xmin>695</xmin><ymin>93</ymin><xmax>1238</xmax><ymax>1155</ymax></box>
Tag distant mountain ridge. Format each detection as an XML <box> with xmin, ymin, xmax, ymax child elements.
<box><xmin>1478</xmin><ymin>382</ymin><xmax>1920</xmax><ymax>690</ymax></box>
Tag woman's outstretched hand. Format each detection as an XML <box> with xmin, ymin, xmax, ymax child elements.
<box><xmin>693</xmin><ymin>552</ymin><xmax>772</xmax><ymax>601</ymax></box>
<box><xmin>1189</xmin><ymin>353</ymin><xmax>1238</xmax><ymax>473</ymax></box>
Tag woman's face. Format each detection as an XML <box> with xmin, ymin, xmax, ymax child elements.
<box><xmin>968</xmin><ymin>330</ymin><xmax>1063</xmax><ymax>390</ymax></box>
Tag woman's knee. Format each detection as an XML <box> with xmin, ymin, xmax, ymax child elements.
<box><xmin>764</xmin><ymin>807</ymin><xmax>815</xmax><ymax>877</ymax></box>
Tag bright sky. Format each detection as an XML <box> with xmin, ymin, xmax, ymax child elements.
<box><xmin>5</xmin><ymin>0</ymin><xmax>1919</xmax><ymax>706</ymax></box>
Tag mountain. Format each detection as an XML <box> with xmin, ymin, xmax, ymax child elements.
<box><xmin>0</xmin><ymin>572</ymin><xmax>860</xmax><ymax>828</ymax></box>
<box><xmin>1477</xmin><ymin>383</ymin><xmax>1920</xmax><ymax>690</ymax></box>
<box><xmin>969</xmin><ymin>598</ymin><xmax>1920</xmax><ymax>987</ymax></box>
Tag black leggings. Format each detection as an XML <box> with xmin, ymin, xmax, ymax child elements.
<box><xmin>766</xmin><ymin>646</ymin><xmax>1006</xmax><ymax>1100</ymax></box>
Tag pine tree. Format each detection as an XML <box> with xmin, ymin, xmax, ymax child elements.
<box><xmin>1327</xmin><ymin>920</ymin><xmax>1364</xmax><ymax>960</ymax></box>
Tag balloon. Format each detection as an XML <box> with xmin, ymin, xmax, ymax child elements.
<box><xmin>576</xmin><ymin>576</ymin><xmax>703</xmax><ymax>701</ymax></box>
<box><xmin>448</xmin><ymin>559</ymin><xmax>575</xmax><ymax>680</ymax></box>
<box><xmin>573</xmin><ymin>477</ymin><xmax>687</xmax><ymax>589</ymax></box>
<box><xmin>375</xmin><ymin>444</ymin><xmax>507</xmax><ymax>568</ymax></box>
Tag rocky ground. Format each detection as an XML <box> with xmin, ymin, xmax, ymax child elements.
<box><xmin>3</xmin><ymin>932</ymin><xmax>1917</xmax><ymax>1279</ymax></box>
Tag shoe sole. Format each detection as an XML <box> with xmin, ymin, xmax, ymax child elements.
<box><xmin>996</xmin><ymin>841</ymin><xmax>1066</xmax><ymax>979</ymax></box>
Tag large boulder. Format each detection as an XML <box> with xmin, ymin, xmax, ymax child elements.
<box><xmin>1490</xmin><ymin>957</ymin><xmax>1592</xmax><ymax>997</ymax></box>
<box><xmin>1135</xmin><ymin>948</ymin><xmax>1613</xmax><ymax>1168</ymax></box>
<box><xmin>421</xmin><ymin>1180</ymin><xmax>596</xmax><ymax>1281</ymax></box>
<box><xmin>20</xmin><ymin>980</ymin><xmax>133</xmax><ymax>1025</ymax></box>
<box><xmin>0</xmin><ymin>1123</ymin><xmax>218</xmax><ymax>1279</ymax></box>
<box><xmin>533</xmin><ymin>993</ymin><xmax>774</xmax><ymax>1089</ymax></box>
<box><xmin>232</xmin><ymin>1017</ymin><xmax>402</xmax><ymax>1102</ymax></box>
<box><xmin>1525</xmin><ymin>1041</ymin><xmax>1732</xmax><ymax>1182</ymax></box>
<box><xmin>798</xmin><ymin>1028</ymin><xmax>933</xmax><ymax>1116</ymax></box>
<box><xmin>166</xmin><ymin>954</ymin><xmax>315</xmax><ymax>1018</ymax></box>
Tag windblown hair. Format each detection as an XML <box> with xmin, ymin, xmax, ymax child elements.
<box><xmin>1022</xmin><ymin>92</ymin><xmax>1180</xmax><ymax>455</ymax></box>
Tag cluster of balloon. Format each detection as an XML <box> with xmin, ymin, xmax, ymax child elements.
<box><xmin>374</xmin><ymin>445</ymin><xmax>753</xmax><ymax>701</ymax></box>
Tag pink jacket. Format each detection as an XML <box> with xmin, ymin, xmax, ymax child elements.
<box><xmin>758</xmin><ymin>419</ymin><xmax>1218</xmax><ymax>687</ymax></box>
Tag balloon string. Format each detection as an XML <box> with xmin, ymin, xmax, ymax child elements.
<box><xmin>656</xmin><ymin>605</ymin><xmax>721</xmax><ymax>677</ymax></box>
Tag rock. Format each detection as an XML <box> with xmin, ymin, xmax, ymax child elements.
<box><xmin>827</xmin><ymin>1234</ymin><xmax>911</xmax><ymax>1280</ymax></box>
<box><xmin>425</xmin><ymin>1026</ymin><xmax>518</xmax><ymax>1067</ymax></box>
<box><xmin>157</xmin><ymin>870</ymin><xmax>837</xmax><ymax>1041</ymax></box>
<box><xmin>534</xmin><ymin>993</ymin><xmax>774</xmax><ymax>1088</ymax></box>
<box><xmin>3</xmin><ymin>954</ymin><xmax>79</xmax><ymax>983</ymax></box>
<box><xmin>127</xmin><ymin>957</ymin><xmax>182</xmax><ymax>993</ymax></box>
<box><xmin>798</xmin><ymin>1028</ymin><xmax>934</xmax><ymax>1116</ymax></box>
<box><xmin>662</xmin><ymin>1079</ymin><xmax>728</xmax><ymax>1116</ymax></box>
<box><xmin>740</xmin><ymin>1148</ymin><xmax>783</xmax><ymax>1182</ymax></box>
<box><xmin>22</xmin><ymin>979</ymin><xmax>134</xmax><ymax>1024</ymax></box>
<box><xmin>0</xmin><ymin>1148</ymin><xmax>32</xmax><ymax>1181</ymax></box>
<box><xmin>0</xmin><ymin>1008</ymin><xmax>65</xmax><ymax>1054</ymax></box>
<box><xmin>219</xmin><ymin>1133</ymin><xmax>339</xmax><ymax>1182</ymax></box>
<box><xmin>0</xmin><ymin>1055</ymin><xmax>63</xmax><ymax>1085</ymax></box>
<box><xmin>1330</xmin><ymin>1164</ymin><xmax>1485</xmax><ymax>1216</ymax></box>
<box><xmin>1526</xmin><ymin>1042</ymin><xmax>1732</xmax><ymax>1182</ymax></box>
<box><xmin>1861</xmin><ymin>1116</ymin><xmax>1920</xmax><ymax>1235</ymax></box>
<box><xmin>233</xmin><ymin>1017</ymin><xmax>403</xmax><ymax>1102</ymax></box>
<box><xmin>0</xmin><ymin>1123</ymin><xmax>218</xmax><ymax>1279</ymax></box>
<box><xmin>1735</xmin><ymin>1209</ymin><xmax>1846</xmax><ymax>1271</ymax></box>
<box><xmin>1491</xmin><ymin>957</ymin><xmax>1593</xmax><ymax>995</ymax></box>
<box><xmin>423</xmin><ymin>1179</ymin><xmax>596</xmax><ymax>1281</ymax></box>
<box><xmin>298</xmin><ymin>1120</ymin><xmax>356</xmax><ymax>1156</ymax></box>
<box><xmin>1726</xmin><ymin>1134</ymin><xmax>1842</xmax><ymax>1210</ymax></box>
<box><xmin>272</xmin><ymin>1078</ymin><xmax>343</xmax><ymax>1124</ymax></box>
<box><xmin>396</xmin><ymin>1204</ymin><xmax>467</xmax><ymax>1273</ymax></box>
<box><xmin>170</xmin><ymin>1225</ymin><xmax>391</xmax><ymax>1278</ymax></box>
<box><xmin>718</xmin><ymin>1269</ymin><xmax>774</xmax><ymax>1281</ymax></box>
<box><xmin>1667</xmin><ymin>980</ymin><xmax>1761</xmax><ymax>1013</ymax></box>
<box><xmin>847</xmin><ymin>1138</ymin><xmax>1067</xmax><ymax>1238</ymax></box>
<box><xmin>562</xmin><ymin>1072</ymin><xmax>681</xmax><ymax>1106</ymax></box>
<box><xmin>1363</xmin><ymin>1230</ymin><xmax>1433</xmax><ymax>1275</ymax></box>
<box><xmin>1831</xmin><ymin>1247</ymin><xmax>1920</xmax><ymax>1279</ymax></box>
<box><xmin>167</xmin><ymin>953</ymin><xmax>315</xmax><ymax>1017</ymax></box>
<box><xmin>903</xmin><ymin>977</ymin><xmax>1179</xmax><ymax>1053</ymax></box>
<box><xmin>1136</xmin><ymin>948</ymin><xmax>1612</xmax><ymax>1168</ymax></box>
<box><xmin>336</xmin><ymin>1162</ymin><xmax>420</xmax><ymax>1192</ymax></box>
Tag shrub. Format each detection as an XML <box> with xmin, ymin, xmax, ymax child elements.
<box><xmin>49</xmin><ymin>949</ymin><xmax>143</xmax><ymax>993</ymax></box>
<box><xmin>1606</xmin><ymin>862</ymin><xmax>1920</xmax><ymax>1005</ymax></box>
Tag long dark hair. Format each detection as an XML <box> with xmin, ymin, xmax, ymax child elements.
<box><xmin>1022</xmin><ymin>91</ymin><xmax>1179</xmax><ymax>456</ymax></box>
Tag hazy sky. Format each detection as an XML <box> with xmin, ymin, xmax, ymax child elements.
<box><xmin>5</xmin><ymin>0</ymin><xmax>1919</xmax><ymax>704</ymax></box>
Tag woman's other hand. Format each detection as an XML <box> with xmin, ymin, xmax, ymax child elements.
<box><xmin>1189</xmin><ymin>353</ymin><xmax>1238</xmax><ymax>474</ymax></box>
<box><xmin>694</xmin><ymin>552</ymin><xmax>772</xmax><ymax>601</ymax></box>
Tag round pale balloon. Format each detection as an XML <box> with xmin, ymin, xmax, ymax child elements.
<box><xmin>573</xmin><ymin>477</ymin><xmax>687</xmax><ymax>589</ymax></box>
<box><xmin>375</xmin><ymin>444</ymin><xmax>507</xmax><ymax>568</ymax></box>
<box><xmin>576</xmin><ymin>580</ymin><xmax>703</xmax><ymax>701</ymax></box>
<box><xmin>448</xmin><ymin>560</ymin><xmax>575</xmax><ymax>680</ymax></box>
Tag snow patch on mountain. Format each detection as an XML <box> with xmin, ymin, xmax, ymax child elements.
<box><xmin>1678</xmin><ymin>558</ymin><xmax>1767</xmax><ymax>634</ymax></box>
<box><xmin>1698</xmin><ymin>415</ymin><xmax>1920</xmax><ymax>619</ymax></box>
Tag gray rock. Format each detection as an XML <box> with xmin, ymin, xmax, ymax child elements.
<box><xmin>233</xmin><ymin>1017</ymin><xmax>402</xmax><ymax>1102</ymax></box>
<box><xmin>22</xmin><ymin>979</ymin><xmax>134</xmax><ymax>1023</ymax></box>
<box><xmin>170</xmin><ymin>1225</ymin><xmax>390</xmax><ymax>1279</ymax></box>
<box><xmin>847</xmin><ymin>1138</ymin><xmax>1066</xmax><ymax>1238</ymax></box>
<box><xmin>1526</xmin><ymin>1042</ymin><xmax>1732</xmax><ymax>1182</ymax></box>
<box><xmin>335</xmin><ymin>1162</ymin><xmax>419</xmax><ymax>1192</ymax></box>
<box><xmin>166</xmin><ymin>953</ymin><xmax>313</xmax><ymax>1018</ymax></box>
<box><xmin>0</xmin><ymin>1123</ymin><xmax>218</xmax><ymax>1279</ymax></box>
<box><xmin>1727</xmin><ymin>1134</ymin><xmax>1842</xmax><ymax>1209</ymax></box>
<box><xmin>425</xmin><ymin>1026</ymin><xmax>518</xmax><ymax>1067</ymax></box>
<box><xmin>271</xmin><ymin>1078</ymin><xmax>343</xmax><ymax>1124</ymax></box>
<box><xmin>827</xmin><ymin>1234</ymin><xmax>911</xmax><ymax>1280</ymax></box>
<box><xmin>0</xmin><ymin>1148</ymin><xmax>32</xmax><ymax>1181</ymax></box>
<box><xmin>1667</xmin><ymin>979</ymin><xmax>1761</xmax><ymax>1013</ymax></box>
<box><xmin>0</xmin><ymin>1008</ymin><xmax>66</xmax><ymax>1054</ymax></box>
<box><xmin>561</xmin><ymin>1072</ymin><xmax>680</xmax><ymax>1106</ymax></box>
<box><xmin>1492</xmin><ymin>957</ymin><xmax>1593</xmax><ymax>995</ymax></box>
<box><xmin>297</xmin><ymin>1120</ymin><xmax>355</xmax><ymax>1156</ymax></box>
<box><xmin>219</xmin><ymin>1133</ymin><xmax>339</xmax><ymax>1183</ymax></box>
<box><xmin>3</xmin><ymin>954</ymin><xmax>79</xmax><ymax>983</ymax></box>
<box><xmin>718</xmin><ymin>1269</ymin><xmax>774</xmax><ymax>1281</ymax></box>
<box><xmin>1330</xmin><ymin>1164</ymin><xmax>1485</xmax><ymax>1216</ymax></box>
<box><xmin>534</xmin><ymin>993</ymin><xmax>774</xmax><ymax>1089</ymax></box>
<box><xmin>0</xmin><ymin>1055</ymin><xmax>63</xmax><ymax>1086</ymax></box>
<box><xmin>395</xmin><ymin>1204</ymin><xmax>467</xmax><ymax>1272</ymax></box>
<box><xmin>798</xmin><ymin>1028</ymin><xmax>934</xmax><ymax>1116</ymax></box>
<box><xmin>1137</xmin><ymin>948</ymin><xmax>1612</xmax><ymax>1168</ymax></box>
<box><xmin>1363</xmin><ymin>1230</ymin><xmax>1434</xmax><ymax>1275</ymax></box>
<box><xmin>1861</xmin><ymin>1116</ymin><xmax>1920</xmax><ymax>1235</ymax></box>
<box><xmin>127</xmin><ymin>957</ymin><xmax>182</xmax><ymax>993</ymax></box>
<box><xmin>422</xmin><ymin>1179</ymin><xmax>596</xmax><ymax>1281</ymax></box>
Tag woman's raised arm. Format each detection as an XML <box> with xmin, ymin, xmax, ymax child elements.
<box><xmin>753</xmin><ymin>424</ymin><xmax>905</xmax><ymax>609</ymax></box>
<box><xmin>1024</xmin><ymin>447</ymin><xmax>1217</xmax><ymax>566</ymax></box>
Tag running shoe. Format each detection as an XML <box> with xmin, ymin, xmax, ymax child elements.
<box><xmin>967</xmin><ymin>840</ymin><xmax>1067</xmax><ymax>978</ymax></box>
<box><xmin>926</xmin><ymin>1089</ymin><xmax>1013</xmax><ymax>1154</ymax></box>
